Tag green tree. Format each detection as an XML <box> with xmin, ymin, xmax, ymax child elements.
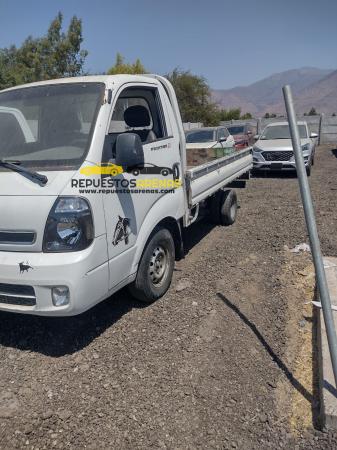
<box><xmin>241</xmin><ymin>112</ymin><xmax>252</xmax><ymax>120</ymax></box>
<box><xmin>308</xmin><ymin>107</ymin><xmax>318</xmax><ymax>116</ymax></box>
<box><xmin>166</xmin><ymin>69</ymin><xmax>219</xmax><ymax>126</ymax></box>
<box><xmin>107</xmin><ymin>53</ymin><xmax>147</xmax><ymax>75</ymax></box>
<box><xmin>0</xmin><ymin>12</ymin><xmax>87</xmax><ymax>90</ymax></box>
<box><xmin>264</xmin><ymin>112</ymin><xmax>276</xmax><ymax>118</ymax></box>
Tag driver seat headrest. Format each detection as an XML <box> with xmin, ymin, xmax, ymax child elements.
<box><xmin>124</xmin><ymin>105</ymin><xmax>151</xmax><ymax>128</ymax></box>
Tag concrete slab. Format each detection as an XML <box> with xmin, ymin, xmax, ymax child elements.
<box><xmin>318</xmin><ymin>257</ymin><xmax>337</xmax><ymax>430</ymax></box>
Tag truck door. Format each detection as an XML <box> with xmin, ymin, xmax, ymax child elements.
<box><xmin>102</xmin><ymin>83</ymin><xmax>181</xmax><ymax>289</ymax></box>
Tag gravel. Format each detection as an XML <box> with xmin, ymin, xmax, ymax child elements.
<box><xmin>0</xmin><ymin>144</ymin><xmax>337</xmax><ymax>449</ymax></box>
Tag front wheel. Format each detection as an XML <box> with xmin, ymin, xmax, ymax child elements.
<box><xmin>128</xmin><ymin>228</ymin><xmax>175</xmax><ymax>303</ymax></box>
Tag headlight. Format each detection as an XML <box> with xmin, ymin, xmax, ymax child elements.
<box><xmin>302</xmin><ymin>144</ymin><xmax>310</xmax><ymax>152</ymax></box>
<box><xmin>253</xmin><ymin>146</ymin><xmax>263</xmax><ymax>152</ymax></box>
<box><xmin>43</xmin><ymin>197</ymin><xmax>94</xmax><ymax>252</ymax></box>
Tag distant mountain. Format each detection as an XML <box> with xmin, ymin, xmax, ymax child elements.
<box><xmin>212</xmin><ymin>67</ymin><xmax>334</xmax><ymax>116</ymax></box>
<box><xmin>270</xmin><ymin>69</ymin><xmax>337</xmax><ymax>115</ymax></box>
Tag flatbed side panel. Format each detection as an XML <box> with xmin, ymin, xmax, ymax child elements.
<box><xmin>189</xmin><ymin>152</ymin><xmax>252</xmax><ymax>206</ymax></box>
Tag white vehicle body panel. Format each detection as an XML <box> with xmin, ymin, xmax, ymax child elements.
<box><xmin>0</xmin><ymin>75</ymin><xmax>252</xmax><ymax>316</ymax></box>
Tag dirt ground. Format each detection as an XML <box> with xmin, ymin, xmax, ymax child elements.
<box><xmin>1</xmin><ymin>144</ymin><xmax>337</xmax><ymax>449</ymax></box>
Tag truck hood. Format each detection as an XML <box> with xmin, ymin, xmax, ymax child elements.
<box><xmin>0</xmin><ymin>169</ymin><xmax>76</xmax><ymax>196</ymax></box>
<box><xmin>186</xmin><ymin>141</ymin><xmax>217</xmax><ymax>149</ymax></box>
<box><xmin>0</xmin><ymin>169</ymin><xmax>76</xmax><ymax>252</ymax></box>
<box><xmin>255</xmin><ymin>138</ymin><xmax>311</xmax><ymax>151</ymax></box>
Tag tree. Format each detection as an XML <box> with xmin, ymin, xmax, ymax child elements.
<box><xmin>241</xmin><ymin>112</ymin><xmax>253</xmax><ymax>120</ymax></box>
<box><xmin>166</xmin><ymin>69</ymin><xmax>219</xmax><ymax>126</ymax></box>
<box><xmin>264</xmin><ymin>112</ymin><xmax>276</xmax><ymax>119</ymax></box>
<box><xmin>308</xmin><ymin>107</ymin><xmax>318</xmax><ymax>116</ymax></box>
<box><xmin>107</xmin><ymin>53</ymin><xmax>147</xmax><ymax>75</ymax></box>
<box><xmin>0</xmin><ymin>12</ymin><xmax>87</xmax><ymax>90</ymax></box>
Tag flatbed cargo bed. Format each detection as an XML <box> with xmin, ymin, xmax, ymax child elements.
<box><xmin>186</xmin><ymin>148</ymin><xmax>252</xmax><ymax>206</ymax></box>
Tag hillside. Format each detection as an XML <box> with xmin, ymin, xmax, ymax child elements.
<box><xmin>212</xmin><ymin>67</ymin><xmax>333</xmax><ymax>115</ymax></box>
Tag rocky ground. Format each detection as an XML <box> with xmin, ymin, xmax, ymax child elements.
<box><xmin>0</xmin><ymin>145</ymin><xmax>337</xmax><ymax>449</ymax></box>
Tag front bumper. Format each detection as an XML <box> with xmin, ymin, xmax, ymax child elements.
<box><xmin>0</xmin><ymin>235</ymin><xmax>109</xmax><ymax>316</ymax></box>
<box><xmin>252</xmin><ymin>151</ymin><xmax>311</xmax><ymax>170</ymax></box>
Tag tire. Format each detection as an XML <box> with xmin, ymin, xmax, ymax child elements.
<box><xmin>209</xmin><ymin>189</ymin><xmax>238</xmax><ymax>226</ymax></box>
<box><xmin>209</xmin><ymin>191</ymin><xmax>223</xmax><ymax>225</ymax></box>
<box><xmin>128</xmin><ymin>228</ymin><xmax>175</xmax><ymax>303</ymax></box>
<box><xmin>220</xmin><ymin>189</ymin><xmax>238</xmax><ymax>225</ymax></box>
<box><xmin>306</xmin><ymin>165</ymin><xmax>312</xmax><ymax>177</ymax></box>
<box><xmin>161</xmin><ymin>169</ymin><xmax>169</xmax><ymax>176</ymax></box>
<box><xmin>132</xmin><ymin>169</ymin><xmax>140</xmax><ymax>176</ymax></box>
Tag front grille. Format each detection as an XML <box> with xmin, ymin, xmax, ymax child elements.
<box><xmin>0</xmin><ymin>283</ymin><xmax>36</xmax><ymax>306</ymax></box>
<box><xmin>262</xmin><ymin>151</ymin><xmax>293</xmax><ymax>162</ymax></box>
<box><xmin>0</xmin><ymin>231</ymin><xmax>36</xmax><ymax>245</ymax></box>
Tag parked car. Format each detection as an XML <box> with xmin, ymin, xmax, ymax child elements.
<box><xmin>185</xmin><ymin>126</ymin><xmax>235</xmax><ymax>155</ymax></box>
<box><xmin>252</xmin><ymin>121</ymin><xmax>318</xmax><ymax>176</ymax></box>
<box><xmin>227</xmin><ymin>123</ymin><xmax>256</xmax><ymax>149</ymax></box>
<box><xmin>0</xmin><ymin>75</ymin><xmax>252</xmax><ymax>316</ymax></box>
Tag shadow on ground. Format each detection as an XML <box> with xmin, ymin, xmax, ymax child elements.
<box><xmin>182</xmin><ymin>218</ymin><xmax>215</xmax><ymax>255</ymax></box>
<box><xmin>331</xmin><ymin>149</ymin><xmax>337</xmax><ymax>158</ymax></box>
<box><xmin>0</xmin><ymin>221</ymin><xmax>217</xmax><ymax>357</ymax></box>
<box><xmin>217</xmin><ymin>292</ymin><xmax>322</xmax><ymax>429</ymax></box>
<box><xmin>0</xmin><ymin>289</ymin><xmax>146</xmax><ymax>357</ymax></box>
<box><xmin>251</xmin><ymin>169</ymin><xmax>298</xmax><ymax>179</ymax></box>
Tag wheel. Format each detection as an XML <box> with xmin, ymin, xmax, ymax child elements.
<box><xmin>306</xmin><ymin>165</ymin><xmax>311</xmax><ymax>177</ymax></box>
<box><xmin>128</xmin><ymin>228</ymin><xmax>175</xmax><ymax>303</ymax></box>
<box><xmin>209</xmin><ymin>191</ymin><xmax>223</xmax><ymax>225</ymax></box>
<box><xmin>110</xmin><ymin>169</ymin><xmax>118</xmax><ymax>176</ymax></box>
<box><xmin>161</xmin><ymin>169</ymin><xmax>169</xmax><ymax>176</ymax></box>
<box><xmin>132</xmin><ymin>169</ymin><xmax>140</xmax><ymax>176</ymax></box>
<box><xmin>220</xmin><ymin>189</ymin><xmax>238</xmax><ymax>225</ymax></box>
<box><xmin>209</xmin><ymin>189</ymin><xmax>238</xmax><ymax>226</ymax></box>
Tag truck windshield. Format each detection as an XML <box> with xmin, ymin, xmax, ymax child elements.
<box><xmin>0</xmin><ymin>82</ymin><xmax>104</xmax><ymax>170</ymax></box>
<box><xmin>261</xmin><ymin>124</ymin><xmax>308</xmax><ymax>140</ymax></box>
<box><xmin>186</xmin><ymin>130</ymin><xmax>216</xmax><ymax>143</ymax></box>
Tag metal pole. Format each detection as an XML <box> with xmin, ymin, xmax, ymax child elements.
<box><xmin>283</xmin><ymin>85</ymin><xmax>337</xmax><ymax>387</ymax></box>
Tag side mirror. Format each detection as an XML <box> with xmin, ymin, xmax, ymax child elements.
<box><xmin>219</xmin><ymin>137</ymin><xmax>227</xmax><ymax>142</ymax></box>
<box><xmin>254</xmin><ymin>134</ymin><xmax>260</xmax><ymax>141</ymax></box>
<box><xmin>115</xmin><ymin>133</ymin><xmax>144</xmax><ymax>169</ymax></box>
<box><xmin>310</xmin><ymin>132</ymin><xmax>318</xmax><ymax>138</ymax></box>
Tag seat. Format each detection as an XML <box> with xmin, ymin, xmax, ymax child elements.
<box><xmin>123</xmin><ymin>105</ymin><xmax>156</xmax><ymax>143</ymax></box>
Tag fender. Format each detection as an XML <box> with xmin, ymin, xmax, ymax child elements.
<box><xmin>130</xmin><ymin>190</ymin><xmax>184</xmax><ymax>273</ymax></box>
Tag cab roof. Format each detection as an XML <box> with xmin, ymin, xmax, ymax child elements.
<box><xmin>0</xmin><ymin>74</ymin><xmax>159</xmax><ymax>92</ymax></box>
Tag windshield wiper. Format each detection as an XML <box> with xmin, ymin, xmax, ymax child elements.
<box><xmin>0</xmin><ymin>159</ymin><xmax>48</xmax><ymax>185</ymax></box>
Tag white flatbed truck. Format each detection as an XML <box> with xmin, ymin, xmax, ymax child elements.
<box><xmin>0</xmin><ymin>75</ymin><xmax>252</xmax><ymax>315</ymax></box>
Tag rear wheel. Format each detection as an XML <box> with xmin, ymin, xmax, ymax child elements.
<box><xmin>220</xmin><ymin>189</ymin><xmax>238</xmax><ymax>225</ymax></box>
<box><xmin>209</xmin><ymin>189</ymin><xmax>238</xmax><ymax>226</ymax></box>
<box><xmin>128</xmin><ymin>228</ymin><xmax>175</xmax><ymax>303</ymax></box>
<box><xmin>306</xmin><ymin>165</ymin><xmax>312</xmax><ymax>177</ymax></box>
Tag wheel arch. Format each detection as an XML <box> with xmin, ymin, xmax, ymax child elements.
<box><xmin>130</xmin><ymin>196</ymin><xmax>185</xmax><ymax>274</ymax></box>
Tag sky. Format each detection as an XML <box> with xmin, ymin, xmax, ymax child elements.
<box><xmin>0</xmin><ymin>0</ymin><xmax>336</xmax><ymax>89</ymax></box>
